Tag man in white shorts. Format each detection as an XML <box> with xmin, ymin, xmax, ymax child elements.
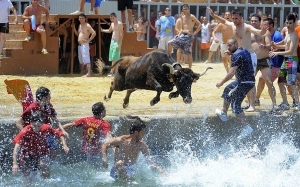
<box><xmin>73</xmin><ymin>13</ymin><xmax>96</xmax><ymax>77</ymax></box>
<box><xmin>156</xmin><ymin>7</ymin><xmax>175</xmax><ymax>54</ymax></box>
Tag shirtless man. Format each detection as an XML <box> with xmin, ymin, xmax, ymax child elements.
<box><xmin>22</xmin><ymin>0</ymin><xmax>49</xmax><ymax>54</ymax></box>
<box><xmin>73</xmin><ymin>13</ymin><xmax>96</xmax><ymax>77</ymax></box>
<box><xmin>101</xmin><ymin>118</ymin><xmax>163</xmax><ymax>180</ymax></box>
<box><xmin>134</xmin><ymin>16</ymin><xmax>146</xmax><ymax>41</ymax></box>
<box><xmin>168</xmin><ymin>4</ymin><xmax>201</xmax><ymax>69</ymax></box>
<box><xmin>207</xmin><ymin>7</ymin><xmax>267</xmax><ymax>112</ymax></box>
<box><xmin>205</xmin><ymin>11</ymin><xmax>233</xmax><ymax>72</ymax></box>
<box><xmin>101</xmin><ymin>12</ymin><xmax>123</xmax><ymax>77</ymax></box>
<box><xmin>270</xmin><ymin>13</ymin><xmax>300</xmax><ymax>110</ymax></box>
<box><xmin>250</xmin><ymin>14</ymin><xmax>278</xmax><ymax>112</ymax></box>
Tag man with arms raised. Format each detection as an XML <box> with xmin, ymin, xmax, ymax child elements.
<box><xmin>270</xmin><ymin>13</ymin><xmax>300</xmax><ymax>110</ymax></box>
<box><xmin>249</xmin><ymin>14</ymin><xmax>278</xmax><ymax>112</ymax></box>
<box><xmin>102</xmin><ymin>118</ymin><xmax>163</xmax><ymax>180</ymax></box>
<box><xmin>207</xmin><ymin>7</ymin><xmax>267</xmax><ymax>112</ymax></box>
<box><xmin>22</xmin><ymin>0</ymin><xmax>49</xmax><ymax>54</ymax></box>
<box><xmin>168</xmin><ymin>4</ymin><xmax>201</xmax><ymax>69</ymax></box>
<box><xmin>204</xmin><ymin>11</ymin><xmax>233</xmax><ymax>72</ymax></box>
<box><xmin>73</xmin><ymin>13</ymin><xmax>96</xmax><ymax>77</ymax></box>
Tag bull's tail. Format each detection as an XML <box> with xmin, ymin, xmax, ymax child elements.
<box><xmin>111</xmin><ymin>58</ymin><xmax>124</xmax><ymax>69</ymax></box>
<box><xmin>199</xmin><ymin>67</ymin><xmax>213</xmax><ymax>77</ymax></box>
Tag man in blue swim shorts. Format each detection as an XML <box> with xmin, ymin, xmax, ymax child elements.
<box><xmin>101</xmin><ymin>117</ymin><xmax>164</xmax><ymax>180</ymax></box>
<box><xmin>215</xmin><ymin>38</ymin><xmax>255</xmax><ymax>139</ymax></box>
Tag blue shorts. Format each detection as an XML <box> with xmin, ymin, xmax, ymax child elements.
<box><xmin>46</xmin><ymin>135</ymin><xmax>59</xmax><ymax>150</ymax></box>
<box><xmin>85</xmin><ymin>0</ymin><xmax>101</xmax><ymax>7</ymax></box>
<box><xmin>222</xmin><ymin>80</ymin><xmax>254</xmax><ymax>114</ymax></box>
<box><xmin>110</xmin><ymin>165</ymin><xmax>136</xmax><ymax>179</ymax></box>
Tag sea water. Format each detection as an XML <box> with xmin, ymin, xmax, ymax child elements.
<box><xmin>1</xmin><ymin>113</ymin><xmax>300</xmax><ymax>187</ymax></box>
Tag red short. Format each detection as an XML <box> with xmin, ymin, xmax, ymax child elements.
<box><xmin>201</xmin><ymin>42</ymin><xmax>210</xmax><ymax>49</ymax></box>
<box><xmin>23</xmin><ymin>24</ymin><xmax>40</xmax><ymax>32</ymax></box>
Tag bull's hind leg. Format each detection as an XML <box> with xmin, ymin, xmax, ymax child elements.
<box><xmin>123</xmin><ymin>89</ymin><xmax>137</xmax><ymax>109</ymax></box>
<box><xmin>104</xmin><ymin>81</ymin><xmax>114</xmax><ymax>101</ymax></box>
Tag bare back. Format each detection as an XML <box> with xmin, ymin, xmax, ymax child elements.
<box><xmin>114</xmin><ymin>135</ymin><xmax>148</xmax><ymax>165</ymax></box>
<box><xmin>111</xmin><ymin>21</ymin><xmax>123</xmax><ymax>41</ymax></box>
<box><xmin>78</xmin><ymin>23</ymin><xmax>93</xmax><ymax>44</ymax></box>
<box><xmin>284</xmin><ymin>31</ymin><xmax>298</xmax><ymax>57</ymax></box>
<box><xmin>251</xmin><ymin>32</ymin><xmax>269</xmax><ymax>59</ymax></box>
<box><xmin>23</xmin><ymin>4</ymin><xmax>47</xmax><ymax>25</ymax></box>
<box><xmin>181</xmin><ymin>14</ymin><xmax>201</xmax><ymax>33</ymax></box>
<box><xmin>229</xmin><ymin>22</ymin><xmax>253</xmax><ymax>53</ymax></box>
<box><xmin>220</xmin><ymin>23</ymin><xmax>233</xmax><ymax>43</ymax></box>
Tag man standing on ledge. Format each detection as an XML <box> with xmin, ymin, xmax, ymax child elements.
<box><xmin>0</xmin><ymin>0</ymin><xmax>18</xmax><ymax>58</ymax></box>
<box><xmin>215</xmin><ymin>38</ymin><xmax>255</xmax><ymax>139</ymax></box>
<box><xmin>73</xmin><ymin>13</ymin><xmax>96</xmax><ymax>77</ymax></box>
<box><xmin>118</xmin><ymin>0</ymin><xmax>134</xmax><ymax>31</ymax></box>
<box><xmin>168</xmin><ymin>4</ymin><xmax>201</xmax><ymax>69</ymax></box>
<box><xmin>22</xmin><ymin>0</ymin><xmax>49</xmax><ymax>54</ymax></box>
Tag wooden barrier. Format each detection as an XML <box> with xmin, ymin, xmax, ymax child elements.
<box><xmin>0</xmin><ymin>14</ymin><xmax>154</xmax><ymax>75</ymax></box>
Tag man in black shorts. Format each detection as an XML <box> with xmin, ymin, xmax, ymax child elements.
<box><xmin>0</xmin><ymin>0</ymin><xmax>18</xmax><ymax>58</ymax></box>
<box><xmin>118</xmin><ymin>0</ymin><xmax>134</xmax><ymax>31</ymax></box>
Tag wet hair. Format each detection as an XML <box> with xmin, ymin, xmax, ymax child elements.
<box><xmin>291</xmin><ymin>12</ymin><xmax>298</xmax><ymax>19</ymax></box>
<box><xmin>36</xmin><ymin>86</ymin><xmax>50</xmax><ymax>101</ymax></box>
<box><xmin>30</xmin><ymin>111</ymin><xmax>43</xmax><ymax>123</ymax></box>
<box><xmin>251</xmin><ymin>14</ymin><xmax>261</xmax><ymax>22</ymax></box>
<box><xmin>110</xmin><ymin>12</ymin><xmax>117</xmax><ymax>18</ymax></box>
<box><xmin>129</xmin><ymin>117</ymin><xmax>146</xmax><ymax>134</ymax></box>
<box><xmin>231</xmin><ymin>9</ymin><xmax>242</xmax><ymax>17</ymax></box>
<box><xmin>286</xmin><ymin>13</ymin><xmax>296</xmax><ymax>23</ymax></box>
<box><xmin>78</xmin><ymin>13</ymin><xmax>86</xmax><ymax>18</ymax></box>
<box><xmin>92</xmin><ymin>102</ymin><xmax>105</xmax><ymax>117</ymax></box>
<box><xmin>264</xmin><ymin>18</ymin><xmax>274</xmax><ymax>27</ymax></box>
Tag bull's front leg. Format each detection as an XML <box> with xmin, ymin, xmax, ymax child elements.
<box><xmin>146</xmin><ymin>74</ymin><xmax>162</xmax><ymax>106</ymax></box>
<box><xmin>104</xmin><ymin>81</ymin><xmax>114</xmax><ymax>101</ymax></box>
<box><xmin>123</xmin><ymin>89</ymin><xmax>137</xmax><ymax>109</ymax></box>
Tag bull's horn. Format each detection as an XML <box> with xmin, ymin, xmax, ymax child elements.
<box><xmin>162</xmin><ymin>63</ymin><xmax>175</xmax><ymax>74</ymax></box>
<box><xmin>199</xmin><ymin>67</ymin><xmax>213</xmax><ymax>77</ymax></box>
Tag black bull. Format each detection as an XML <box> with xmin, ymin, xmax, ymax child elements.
<box><xmin>104</xmin><ymin>50</ymin><xmax>212</xmax><ymax>108</ymax></box>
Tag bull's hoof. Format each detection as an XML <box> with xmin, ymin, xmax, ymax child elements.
<box><xmin>169</xmin><ymin>92</ymin><xmax>179</xmax><ymax>99</ymax></box>
<box><xmin>123</xmin><ymin>103</ymin><xmax>129</xmax><ymax>109</ymax></box>
<box><xmin>150</xmin><ymin>99</ymin><xmax>159</xmax><ymax>106</ymax></box>
<box><xmin>150</xmin><ymin>100</ymin><xmax>155</xmax><ymax>106</ymax></box>
<box><xmin>104</xmin><ymin>94</ymin><xmax>110</xmax><ymax>101</ymax></box>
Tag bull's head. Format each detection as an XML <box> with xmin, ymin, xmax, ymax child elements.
<box><xmin>163</xmin><ymin>64</ymin><xmax>212</xmax><ymax>104</ymax></box>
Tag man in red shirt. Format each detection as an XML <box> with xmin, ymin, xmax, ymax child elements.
<box><xmin>12</xmin><ymin>113</ymin><xmax>69</xmax><ymax>185</ymax></box>
<box><xmin>15</xmin><ymin>86</ymin><xmax>68</xmax><ymax>150</ymax></box>
<box><xmin>63</xmin><ymin>102</ymin><xmax>112</xmax><ymax>169</ymax></box>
